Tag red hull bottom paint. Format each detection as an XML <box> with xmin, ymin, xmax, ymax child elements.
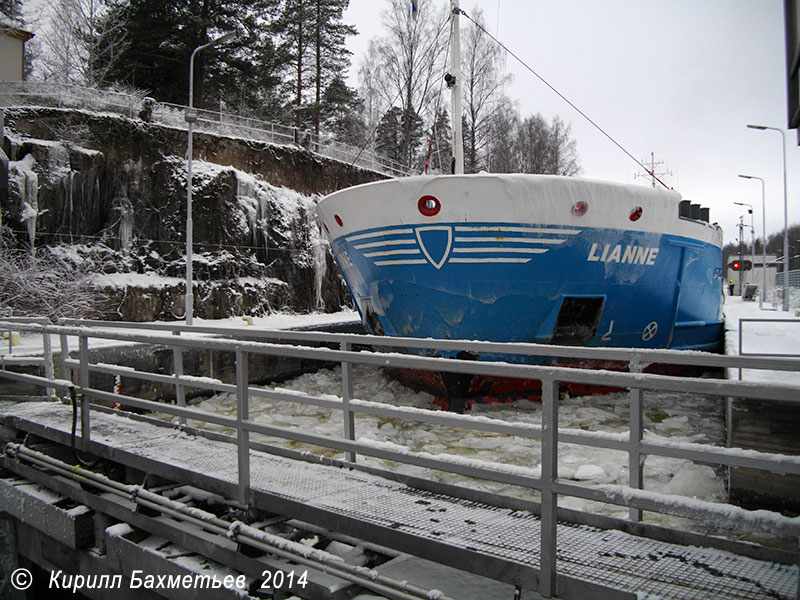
<box><xmin>385</xmin><ymin>360</ymin><xmax>701</xmax><ymax>412</ymax></box>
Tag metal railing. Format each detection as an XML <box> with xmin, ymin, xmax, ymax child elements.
<box><xmin>0</xmin><ymin>316</ymin><xmax>55</xmax><ymax>397</ymax></box>
<box><xmin>1</xmin><ymin>317</ymin><xmax>800</xmax><ymax>598</ymax></box>
<box><xmin>0</xmin><ymin>80</ymin><xmax>412</xmax><ymax>179</ymax></box>
<box><xmin>739</xmin><ymin>318</ymin><xmax>800</xmax><ymax>359</ymax></box>
<box><xmin>775</xmin><ymin>269</ymin><xmax>800</xmax><ymax>288</ymax></box>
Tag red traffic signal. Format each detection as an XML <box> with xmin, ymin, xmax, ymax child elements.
<box><xmin>728</xmin><ymin>260</ymin><xmax>752</xmax><ymax>271</ymax></box>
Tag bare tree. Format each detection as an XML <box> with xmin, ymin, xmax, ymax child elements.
<box><xmin>513</xmin><ymin>113</ymin><xmax>580</xmax><ymax>176</ymax></box>
<box><xmin>368</xmin><ymin>0</ymin><xmax>449</xmax><ymax>168</ymax></box>
<box><xmin>0</xmin><ymin>226</ymin><xmax>106</xmax><ymax>320</ymax></box>
<box><xmin>357</xmin><ymin>38</ymin><xmax>387</xmax><ymax>144</ymax></box>
<box><xmin>36</xmin><ymin>0</ymin><xmax>128</xmax><ymax>86</ymax></box>
<box><xmin>461</xmin><ymin>6</ymin><xmax>510</xmax><ymax>173</ymax></box>
<box><xmin>486</xmin><ymin>95</ymin><xmax>520</xmax><ymax>172</ymax></box>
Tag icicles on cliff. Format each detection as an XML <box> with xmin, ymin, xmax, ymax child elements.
<box><xmin>236</xmin><ymin>173</ymin><xmax>270</xmax><ymax>260</ymax></box>
<box><xmin>311</xmin><ymin>217</ymin><xmax>328</xmax><ymax>311</ymax></box>
<box><xmin>8</xmin><ymin>153</ymin><xmax>39</xmax><ymax>250</ymax></box>
<box><xmin>232</xmin><ymin>169</ymin><xmax>327</xmax><ymax>309</ymax></box>
<box><xmin>111</xmin><ymin>188</ymin><xmax>134</xmax><ymax>255</ymax></box>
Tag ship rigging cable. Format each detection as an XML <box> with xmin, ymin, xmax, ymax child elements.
<box><xmin>458</xmin><ymin>7</ymin><xmax>669</xmax><ymax>190</ymax></box>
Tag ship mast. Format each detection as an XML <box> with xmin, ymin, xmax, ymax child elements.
<box><xmin>449</xmin><ymin>0</ymin><xmax>464</xmax><ymax>174</ymax></box>
<box><xmin>635</xmin><ymin>152</ymin><xmax>672</xmax><ymax>188</ymax></box>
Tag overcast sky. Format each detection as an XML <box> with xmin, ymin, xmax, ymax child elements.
<box><xmin>343</xmin><ymin>0</ymin><xmax>798</xmax><ymax>251</ymax></box>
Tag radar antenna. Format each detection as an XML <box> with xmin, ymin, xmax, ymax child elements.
<box><xmin>635</xmin><ymin>152</ymin><xmax>672</xmax><ymax>188</ymax></box>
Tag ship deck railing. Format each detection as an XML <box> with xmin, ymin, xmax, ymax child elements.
<box><xmin>1</xmin><ymin>317</ymin><xmax>799</xmax><ymax>599</ymax></box>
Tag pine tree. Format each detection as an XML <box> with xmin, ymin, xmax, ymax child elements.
<box><xmin>424</xmin><ymin>107</ymin><xmax>451</xmax><ymax>174</ymax></box>
<box><xmin>311</xmin><ymin>0</ymin><xmax>356</xmax><ymax>136</ymax></box>
<box><xmin>274</xmin><ymin>0</ymin><xmax>312</xmax><ymax>129</ymax></box>
<box><xmin>101</xmin><ymin>0</ymin><xmax>283</xmax><ymax>117</ymax></box>
<box><xmin>274</xmin><ymin>0</ymin><xmax>356</xmax><ymax>134</ymax></box>
<box><xmin>0</xmin><ymin>0</ymin><xmax>22</xmax><ymax>20</ymax></box>
<box><xmin>321</xmin><ymin>75</ymin><xmax>366</xmax><ymax>145</ymax></box>
<box><xmin>376</xmin><ymin>105</ymin><xmax>423</xmax><ymax>166</ymax></box>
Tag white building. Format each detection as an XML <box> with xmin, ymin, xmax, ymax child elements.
<box><xmin>0</xmin><ymin>17</ymin><xmax>33</xmax><ymax>81</ymax></box>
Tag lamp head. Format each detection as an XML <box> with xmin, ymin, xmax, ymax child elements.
<box><xmin>210</xmin><ymin>31</ymin><xmax>236</xmax><ymax>47</ymax></box>
<box><xmin>747</xmin><ymin>124</ymin><xmax>768</xmax><ymax>130</ymax></box>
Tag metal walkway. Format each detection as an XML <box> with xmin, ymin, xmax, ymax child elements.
<box><xmin>1</xmin><ymin>399</ymin><xmax>796</xmax><ymax>600</ymax></box>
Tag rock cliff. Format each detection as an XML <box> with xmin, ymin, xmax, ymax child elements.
<box><xmin>1</xmin><ymin>107</ymin><xmax>384</xmax><ymax>321</ymax></box>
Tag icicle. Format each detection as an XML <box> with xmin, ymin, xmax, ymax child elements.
<box><xmin>235</xmin><ymin>173</ymin><xmax>259</xmax><ymax>249</ymax></box>
<box><xmin>257</xmin><ymin>187</ymin><xmax>270</xmax><ymax>263</ymax></box>
<box><xmin>311</xmin><ymin>219</ymin><xmax>328</xmax><ymax>310</ymax></box>
<box><xmin>112</xmin><ymin>189</ymin><xmax>134</xmax><ymax>256</ymax></box>
<box><xmin>48</xmin><ymin>143</ymin><xmax>70</xmax><ymax>171</ymax></box>
<box><xmin>9</xmin><ymin>154</ymin><xmax>40</xmax><ymax>252</ymax></box>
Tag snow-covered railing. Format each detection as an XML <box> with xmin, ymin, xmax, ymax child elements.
<box><xmin>0</xmin><ymin>80</ymin><xmax>413</xmax><ymax>179</ymax></box>
<box><xmin>739</xmin><ymin>318</ymin><xmax>800</xmax><ymax>360</ymax></box>
<box><xmin>0</xmin><ymin>316</ymin><xmax>55</xmax><ymax>397</ymax></box>
<box><xmin>1</xmin><ymin>317</ymin><xmax>799</xmax><ymax>598</ymax></box>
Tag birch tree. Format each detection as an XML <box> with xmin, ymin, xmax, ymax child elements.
<box><xmin>367</xmin><ymin>0</ymin><xmax>449</xmax><ymax>168</ymax></box>
<box><xmin>37</xmin><ymin>0</ymin><xmax>128</xmax><ymax>86</ymax></box>
<box><xmin>461</xmin><ymin>6</ymin><xmax>510</xmax><ymax>173</ymax></box>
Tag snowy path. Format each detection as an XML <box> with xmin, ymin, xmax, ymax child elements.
<box><xmin>723</xmin><ymin>295</ymin><xmax>800</xmax><ymax>386</ymax></box>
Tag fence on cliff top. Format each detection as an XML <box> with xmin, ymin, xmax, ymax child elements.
<box><xmin>0</xmin><ymin>80</ymin><xmax>412</xmax><ymax>179</ymax></box>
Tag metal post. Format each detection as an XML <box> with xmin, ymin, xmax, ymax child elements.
<box><xmin>780</xmin><ymin>129</ymin><xmax>789</xmax><ymax>311</ymax></box>
<box><xmin>628</xmin><ymin>360</ymin><xmax>644</xmax><ymax>522</ymax></box>
<box><xmin>236</xmin><ymin>349</ymin><xmax>250</xmax><ymax>505</ymax></box>
<box><xmin>79</xmin><ymin>335</ymin><xmax>90</xmax><ymax>452</ymax></box>
<box><xmin>738</xmin><ymin>216</ymin><xmax>744</xmax><ymax>296</ymax></box>
<box><xmin>184</xmin><ymin>32</ymin><xmax>235</xmax><ymax>326</ymax></box>
<box><xmin>58</xmin><ymin>333</ymin><xmax>69</xmax><ymax>380</ymax></box>
<box><xmin>341</xmin><ymin>342</ymin><xmax>356</xmax><ymax>463</ymax></box>
<box><xmin>739</xmin><ymin>175</ymin><xmax>769</xmax><ymax>308</ymax></box>
<box><xmin>173</xmin><ymin>346</ymin><xmax>186</xmax><ymax>427</ymax></box>
<box><xmin>185</xmin><ymin>111</ymin><xmax>195</xmax><ymax>325</ymax></box>
<box><xmin>746</xmin><ymin>125</ymin><xmax>789</xmax><ymax>310</ymax></box>
<box><xmin>449</xmin><ymin>0</ymin><xmax>464</xmax><ymax>174</ymax></box>
<box><xmin>761</xmin><ymin>179</ymin><xmax>767</xmax><ymax>308</ymax></box>
<box><xmin>42</xmin><ymin>329</ymin><xmax>54</xmax><ymax>398</ymax></box>
<box><xmin>539</xmin><ymin>377</ymin><xmax>559</xmax><ymax>598</ymax></box>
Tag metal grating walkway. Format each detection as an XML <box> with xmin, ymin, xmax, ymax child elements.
<box><xmin>1</xmin><ymin>400</ymin><xmax>796</xmax><ymax>600</ymax></box>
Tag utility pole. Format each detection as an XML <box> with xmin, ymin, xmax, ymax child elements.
<box><xmin>738</xmin><ymin>216</ymin><xmax>745</xmax><ymax>296</ymax></box>
<box><xmin>635</xmin><ymin>152</ymin><xmax>672</xmax><ymax>188</ymax></box>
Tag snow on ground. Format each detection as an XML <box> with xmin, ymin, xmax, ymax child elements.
<box><xmin>0</xmin><ymin>310</ymin><xmax>361</xmax><ymax>358</ymax></box>
<box><xmin>723</xmin><ymin>290</ymin><xmax>800</xmax><ymax>385</ymax></box>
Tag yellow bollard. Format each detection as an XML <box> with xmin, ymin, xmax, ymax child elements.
<box><xmin>2</xmin><ymin>332</ymin><xmax>20</xmax><ymax>346</ymax></box>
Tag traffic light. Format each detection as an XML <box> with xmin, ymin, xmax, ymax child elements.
<box><xmin>728</xmin><ymin>260</ymin><xmax>752</xmax><ymax>271</ymax></box>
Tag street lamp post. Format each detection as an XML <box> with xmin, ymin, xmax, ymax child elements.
<box><xmin>738</xmin><ymin>175</ymin><xmax>766</xmax><ymax>308</ymax></box>
<box><xmin>747</xmin><ymin>124</ymin><xmax>789</xmax><ymax>311</ymax></box>
<box><xmin>733</xmin><ymin>200</ymin><xmax>754</xmax><ymax>301</ymax></box>
<box><xmin>186</xmin><ymin>31</ymin><xmax>236</xmax><ymax>326</ymax></box>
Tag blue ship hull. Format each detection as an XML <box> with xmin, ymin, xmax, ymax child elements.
<box><xmin>331</xmin><ymin>223</ymin><xmax>722</xmax><ymax>355</ymax></box>
<box><xmin>317</xmin><ymin>175</ymin><xmax>723</xmax><ymax>399</ymax></box>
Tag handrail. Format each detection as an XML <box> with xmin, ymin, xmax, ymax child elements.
<box><xmin>0</xmin><ymin>80</ymin><xmax>413</xmax><ymax>179</ymax></box>
<box><xmin>1</xmin><ymin>317</ymin><xmax>799</xmax><ymax>598</ymax></box>
<box><xmin>58</xmin><ymin>317</ymin><xmax>800</xmax><ymax>373</ymax></box>
<box><xmin>739</xmin><ymin>318</ymin><xmax>800</xmax><ymax>359</ymax></box>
